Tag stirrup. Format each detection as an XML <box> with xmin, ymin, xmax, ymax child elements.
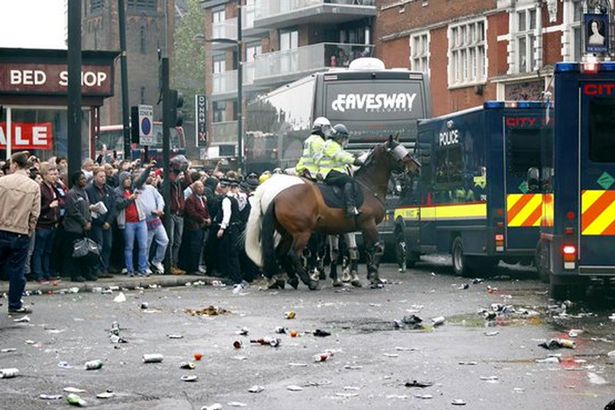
<box><xmin>345</xmin><ymin>206</ymin><xmax>360</xmax><ymax>216</ymax></box>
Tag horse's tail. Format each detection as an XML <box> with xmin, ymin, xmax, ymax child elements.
<box><xmin>245</xmin><ymin>185</ymin><xmax>267</xmax><ymax>267</ymax></box>
<box><xmin>261</xmin><ymin>201</ymin><xmax>278</xmax><ymax>277</ymax></box>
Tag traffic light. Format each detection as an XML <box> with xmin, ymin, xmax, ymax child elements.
<box><xmin>168</xmin><ymin>89</ymin><xmax>184</xmax><ymax>127</ymax></box>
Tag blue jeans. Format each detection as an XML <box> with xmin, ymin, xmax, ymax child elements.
<box><xmin>123</xmin><ymin>221</ymin><xmax>148</xmax><ymax>273</ymax></box>
<box><xmin>32</xmin><ymin>228</ymin><xmax>56</xmax><ymax>280</ymax></box>
<box><xmin>147</xmin><ymin>223</ymin><xmax>169</xmax><ymax>265</ymax></box>
<box><xmin>0</xmin><ymin>230</ymin><xmax>30</xmax><ymax>310</ymax></box>
<box><xmin>91</xmin><ymin>224</ymin><xmax>112</xmax><ymax>273</ymax></box>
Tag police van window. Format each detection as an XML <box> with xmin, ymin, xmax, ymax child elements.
<box><xmin>589</xmin><ymin>98</ymin><xmax>615</xmax><ymax>163</ymax></box>
<box><xmin>434</xmin><ymin>145</ymin><xmax>463</xmax><ymax>185</ymax></box>
<box><xmin>506</xmin><ymin>129</ymin><xmax>541</xmax><ymax>177</ymax></box>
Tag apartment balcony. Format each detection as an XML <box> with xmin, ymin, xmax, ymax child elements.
<box><xmin>253</xmin><ymin>0</ymin><xmax>376</xmax><ymax>29</ymax></box>
<box><xmin>211</xmin><ymin>17</ymin><xmax>237</xmax><ymax>50</ymax></box>
<box><xmin>212</xmin><ymin>121</ymin><xmax>238</xmax><ymax>144</ymax></box>
<box><xmin>254</xmin><ymin>42</ymin><xmax>373</xmax><ymax>87</ymax></box>
<box><xmin>211</xmin><ymin>62</ymin><xmax>257</xmax><ymax>100</ymax></box>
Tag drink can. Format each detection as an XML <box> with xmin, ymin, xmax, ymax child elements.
<box><xmin>0</xmin><ymin>368</ymin><xmax>19</xmax><ymax>378</ymax></box>
<box><xmin>285</xmin><ymin>311</ymin><xmax>296</xmax><ymax>319</ymax></box>
<box><xmin>431</xmin><ymin>316</ymin><xmax>445</xmax><ymax>327</ymax></box>
<box><xmin>180</xmin><ymin>362</ymin><xmax>196</xmax><ymax>370</ymax></box>
<box><xmin>84</xmin><ymin>360</ymin><xmax>103</xmax><ymax>370</ymax></box>
<box><xmin>558</xmin><ymin>338</ymin><xmax>576</xmax><ymax>349</ymax></box>
<box><xmin>142</xmin><ymin>354</ymin><xmax>164</xmax><ymax>363</ymax></box>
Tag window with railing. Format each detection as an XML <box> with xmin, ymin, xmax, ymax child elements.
<box><xmin>448</xmin><ymin>19</ymin><xmax>486</xmax><ymax>86</ymax></box>
<box><xmin>514</xmin><ymin>8</ymin><xmax>538</xmax><ymax>73</ymax></box>
<box><xmin>410</xmin><ymin>31</ymin><xmax>429</xmax><ymax>73</ymax></box>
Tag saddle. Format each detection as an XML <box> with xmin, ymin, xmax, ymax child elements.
<box><xmin>316</xmin><ymin>181</ymin><xmax>364</xmax><ymax>210</ymax></box>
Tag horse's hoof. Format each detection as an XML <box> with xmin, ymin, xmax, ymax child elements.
<box><xmin>308</xmin><ymin>280</ymin><xmax>320</xmax><ymax>291</ymax></box>
<box><xmin>287</xmin><ymin>277</ymin><xmax>299</xmax><ymax>290</ymax></box>
<box><xmin>351</xmin><ymin>279</ymin><xmax>363</xmax><ymax>288</ymax></box>
<box><xmin>276</xmin><ymin>279</ymin><xmax>287</xmax><ymax>289</ymax></box>
<box><xmin>332</xmin><ymin>279</ymin><xmax>343</xmax><ymax>287</ymax></box>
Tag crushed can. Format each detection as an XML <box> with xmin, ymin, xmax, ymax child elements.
<box><xmin>285</xmin><ymin>311</ymin><xmax>296</xmax><ymax>320</ymax></box>
<box><xmin>142</xmin><ymin>354</ymin><xmax>164</xmax><ymax>363</ymax></box>
<box><xmin>84</xmin><ymin>360</ymin><xmax>103</xmax><ymax>370</ymax></box>
<box><xmin>180</xmin><ymin>362</ymin><xmax>196</xmax><ymax>370</ymax></box>
<box><xmin>0</xmin><ymin>368</ymin><xmax>19</xmax><ymax>378</ymax></box>
<box><xmin>431</xmin><ymin>316</ymin><xmax>445</xmax><ymax>327</ymax></box>
<box><xmin>313</xmin><ymin>352</ymin><xmax>333</xmax><ymax>362</ymax></box>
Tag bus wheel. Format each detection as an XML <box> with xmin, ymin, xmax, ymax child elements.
<box><xmin>451</xmin><ymin>237</ymin><xmax>469</xmax><ymax>277</ymax></box>
<box><xmin>535</xmin><ymin>242</ymin><xmax>550</xmax><ymax>283</ymax></box>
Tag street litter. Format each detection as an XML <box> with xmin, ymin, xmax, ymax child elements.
<box><xmin>289</xmin><ymin>362</ymin><xmax>308</xmax><ymax>367</ymax></box>
<box><xmin>248</xmin><ymin>385</ymin><xmax>264</xmax><ymax>393</ymax></box>
<box><xmin>394</xmin><ymin>314</ymin><xmax>424</xmax><ymax>329</ymax></box>
<box><xmin>431</xmin><ymin>316</ymin><xmax>445</xmax><ymax>327</ymax></box>
<box><xmin>39</xmin><ymin>394</ymin><xmax>63</xmax><ymax>400</ymax></box>
<box><xmin>84</xmin><ymin>360</ymin><xmax>103</xmax><ymax>370</ymax></box>
<box><xmin>142</xmin><ymin>354</ymin><xmax>164</xmax><ymax>363</ymax></box>
<box><xmin>536</xmin><ymin>357</ymin><xmax>560</xmax><ymax>364</ymax></box>
<box><xmin>91</xmin><ymin>287</ymin><xmax>103</xmax><ymax>293</ymax></box>
<box><xmin>344</xmin><ymin>386</ymin><xmax>360</xmax><ymax>391</ymax></box>
<box><xmin>180</xmin><ymin>362</ymin><xmax>196</xmax><ymax>369</ymax></box>
<box><xmin>587</xmin><ymin>372</ymin><xmax>608</xmax><ymax>385</ymax></box>
<box><xmin>472</xmin><ymin>278</ymin><xmax>484</xmax><ymax>284</ymax></box>
<box><xmin>513</xmin><ymin>388</ymin><xmax>525</xmax><ymax>393</ymax></box>
<box><xmin>0</xmin><ymin>348</ymin><xmax>16</xmax><ymax>353</ymax></box>
<box><xmin>232</xmin><ymin>356</ymin><xmax>247</xmax><ymax>361</ymax></box>
<box><xmin>66</xmin><ymin>393</ymin><xmax>87</xmax><ymax>407</ymax></box>
<box><xmin>344</xmin><ymin>365</ymin><xmax>363</xmax><ymax>370</ymax></box>
<box><xmin>228</xmin><ymin>402</ymin><xmax>247</xmax><ymax>407</ymax></box>
<box><xmin>452</xmin><ymin>399</ymin><xmax>467</xmax><ymax>406</ymax></box>
<box><xmin>47</xmin><ymin>328</ymin><xmax>66</xmax><ymax>334</ymax></box>
<box><xmin>405</xmin><ymin>380</ymin><xmax>433</xmax><ymax>388</ymax></box>
<box><xmin>96</xmin><ymin>391</ymin><xmax>115</xmax><ymax>399</ymax></box>
<box><xmin>201</xmin><ymin>404</ymin><xmax>223</xmax><ymax>410</ymax></box>
<box><xmin>0</xmin><ymin>368</ymin><xmax>19</xmax><ymax>379</ymax></box>
<box><xmin>113</xmin><ymin>292</ymin><xmax>126</xmax><ymax>303</ymax></box>
<box><xmin>238</xmin><ymin>327</ymin><xmax>249</xmax><ymax>336</ymax></box>
<box><xmin>485</xmin><ymin>331</ymin><xmax>499</xmax><ymax>336</ymax></box>
<box><xmin>285</xmin><ymin>311</ymin><xmax>296</xmax><ymax>319</ymax></box>
<box><xmin>63</xmin><ymin>387</ymin><xmax>86</xmax><ymax>393</ymax></box>
<box><xmin>181</xmin><ymin>375</ymin><xmax>198</xmax><ymax>382</ymax></box>
<box><xmin>185</xmin><ymin>305</ymin><xmax>230</xmax><ymax>316</ymax></box>
<box><xmin>480</xmin><ymin>376</ymin><xmax>499</xmax><ymax>383</ymax></box>
<box><xmin>167</xmin><ymin>334</ymin><xmax>183</xmax><ymax>339</ymax></box>
<box><xmin>233</xmin><ymin>340</ymin><xmax>242</xmax><ymax>349</ymax></box>
<box><xmin>539</xmin><ymin>338</ymin><xmax>576</xmax><ymax>350</ymax></box>
<box><xmin>290</xmin><ymin>330</ymin><xmax>298</xmax><ymax>337</ymax></box>
<box><xmin>140</xmin><ymin>302</ymin><xmax>149</xmax><ymax>309</ymax></box>
<box><xmin>68</xmin><ymin>287</ymin><xmax>79</xmax><ymax>294</ymax></box>
<box><xmin>194</xmin><ymin>353</ymin><xmax>203</xmax><ymax>361</ymax></box>
<box><xmin>458</xmin><ymin>283</ymin><xmax>470</xmax><ymax>290</ymax></box>
<box><xmin>313</xmin><ymin>329</ymin><xmax>331</xmax><ymax>337</ymax></box>
<box><xmin>274</xmin><ymin>326</ymin><xmax>286</xmax><ymax>334</ymax></box>
<box><xmin>287</xmin><ymin>385</ymin><xmax>304</xmax><ymax>391</ymax></box>
<box><xmin>568</xmin><ymin>329</ymin><xmax>583</xmax><ymax>338</ymax></box>
<box><xmin>314</xmin><ymin>352</ymin><xmax>334</xmax><ymax>362</ymax></box>
<box><xmin>414</xmin><ymin>394</ymin><xmax>433</xmax><ymax>399</ymax></box>
<box><xmin>383</xmin><ymin>353</ymin><xmax>399</xmax><ymax>358</ymax></box>
<box><xmin>395</xmin><ymin>346</ymin><xmax>416</xmax><ymax>351</ymax></box>
<box><xmin>336</xmin><ymin>392</ymin><xmax>359</xmax><ymax>398</ymax></box>
<box><xmin>250</xmin><ymin>337</ymin><xmax>281</xmax><ymax>347</ymax></box>
<box><xmin>13</xmin><ymin>316</ymin><xmax>30</xmax><ymax>323</ymax></box>
<box><xmin>609</xmin><ymin>313</ymin><xmax>615</xmax><ymax>321</ymax></box>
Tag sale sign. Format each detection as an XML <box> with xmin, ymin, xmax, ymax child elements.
<box><xmin>0</xmin><ymin>122</ymin><xmax>53</xmax><ymax>150</ymax></box>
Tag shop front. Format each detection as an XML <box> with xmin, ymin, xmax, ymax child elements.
<box><xmin>0</xmin><ymin>48</ymin><xmax>118</xmax><ymax>161</ymax></box>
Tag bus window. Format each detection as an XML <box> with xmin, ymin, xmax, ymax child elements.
<box><xmin>589</xmin><ymin>97</ymin><xmax>615</xmax><ymax>163</ymax></box>
<box><xmin>506</xmin><ymin>128</ymin><xmax>541</xmax><ymax>177</ymax></box>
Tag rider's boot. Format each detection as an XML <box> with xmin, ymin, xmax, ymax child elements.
<box><xmin>344</xmin><ymin>182</ymin><xmax>360</xmax><ymax>217</ymax></box>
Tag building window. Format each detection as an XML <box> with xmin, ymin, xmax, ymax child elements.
<box><xmin>515</xmin><ymin>8</ymin><xmax>538</xmax><ymax>73</ymax></box>
<box><xmin>140</xmin><ymin>87</ymin><xmax>146</xmax><ymax>104</ymax></box>
<box><xmin>568</xmin><ymin>0</ymin><xmax>584</xmax><ymax>61</ymax></box>
<box><xmin>140</xmin><ymin>26</ymin><xmax>146</xmax><ymax>54</ymax></box>
<box><xmin>213</xmin><ymin>101</ymin><xmax>226</xmax><ymax>123</ymax></box>
<box><xmin>410</xmin><ymin>31</ymin><xmax>429</xmax><ymax>73</ymax></box>
<box><xmin>90</xmin><ymin>0</ymin><xmax>104</xmax><ymax>13</ymax></box>
<box><xmin>212</xmin><ymin>8</ymin><xmax>226</xmax><ymax>38</ymax></box>
<box><xmin>127</xmin><ymin>0</ymin><xmax>156</xmax><ymax>11</ymax></box>
<box><xmin>448</xmin><ymin>19</ymin><xmax>486</xmax><ymax>87</ymax></box>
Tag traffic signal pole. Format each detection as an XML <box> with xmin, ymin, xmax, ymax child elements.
<box><xmin>237</xmin><ymin>4</ymin><xmax>243</xmax><ymax>172</ymax></box>
<box><xmin>119</xmin><ymin>0</ymin><xmax>131</xmax><ymax>160</ymax></box>
<box><xmin>161</xmin><ymin>57</ymin><xmax>171</xmax><ymax>272</ymax></box>
<box><xmin>67</xmin><ymin>0</ymin><xmax>82</xmax><ymax>183</ymax></box>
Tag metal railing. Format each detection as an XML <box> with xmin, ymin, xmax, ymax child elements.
<box><xmin>254</xmin><ymin>0</ymin><xmax>375</xmax><ymax>19</ymax></box>
<box><xmin>254</xmin><ymin>42</ymin><xmax>373</xmax><ymax>80</ymax></box>
<box><xmin>212</xmin><ymin>17</ymin><xmax>237</xmax><ymax>40</ymax></box>
<box><xmin>212</xmin><ymin>63</ymin><xmax>256</xmax><ymax>95</ymax></box>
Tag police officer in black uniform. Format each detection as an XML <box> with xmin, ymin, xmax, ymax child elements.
<box><xmin>216</xmin><ymin>176</ymin><xmax>242</xmax><ymax>284</ymax></box>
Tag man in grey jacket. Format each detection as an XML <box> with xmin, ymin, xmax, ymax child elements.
<box><xmin>141</xmin><ymin>171</ymin><xmax>168</xmax><ymax>274</ymax></box>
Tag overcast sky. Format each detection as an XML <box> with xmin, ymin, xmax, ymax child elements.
<box><xmin>0</xmin><ymin>0</ymin><xmax>66</xmax><ymax>49</ymax></box>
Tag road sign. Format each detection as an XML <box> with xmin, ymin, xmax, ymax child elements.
<box><xmin>138</xmin><ymin>104</ymin><xmax>154</xmax><ymax>146</ymax></box>
<box><xmin>195</xmin><ymin>94</ymin><xmax>207</xmax><ymax>147</ymax></box>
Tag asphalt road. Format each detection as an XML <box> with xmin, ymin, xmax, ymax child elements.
<box><xmin>1</xmin><ymin>259</ymin><xmax>614</xmax><ymax>410</ymax></box>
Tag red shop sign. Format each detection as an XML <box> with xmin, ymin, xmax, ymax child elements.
<box><xmin>0</xmin><ymin>122</ymin><xmax>53</xmax><ymax>150</ymax></box>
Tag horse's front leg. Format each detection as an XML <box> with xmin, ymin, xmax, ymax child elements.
<box><xmin>345</xmin><ymin>232</ymin><xmax>362</xmax><ymax>287</ymax></box>
<box><xmin>362</xmin><ymin>222</ymin><xmax>385</xmax><ymax>286</ymax></box>
<box><xmin>328</xmin><ymin>235</ymin><xmax>343</xmax><ymax>287</ymax></box>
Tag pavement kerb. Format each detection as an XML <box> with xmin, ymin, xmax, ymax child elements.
<box><xmin>0</xmin><ymin>275</ymin><xmax>220</xmax><ymax>295</ymax></box>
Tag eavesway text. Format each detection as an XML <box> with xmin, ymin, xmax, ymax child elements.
<box><xmin>331</xmin><ymin>93</ymin><xmax>417</xmax><ymax>112</ymax></box>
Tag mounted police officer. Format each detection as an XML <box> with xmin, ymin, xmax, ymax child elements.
<box><xmin>318</xmin><ymin>123</ymin><xmax>363</xmax><ymax>217</ymax></box>
<box><xmin>295</xmin><ymin>117</ymin><xmax>332</xmax><ymax>178</ymax></box>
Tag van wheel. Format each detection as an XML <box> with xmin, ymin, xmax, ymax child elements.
<box><xmin>451</xmin><ymin>237</ymin><xmax>470</xmax><ymax>277</ymax></box>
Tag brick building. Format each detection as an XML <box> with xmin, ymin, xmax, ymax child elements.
<box><xmin>374</xmin><ymin>0</ymin><xmax>586</xmax><ymax>116</ymax></box>
<box><xmin>200</xmin><ymin>0</ymin><xmax>376</xmax><ymax>154</ymax></box>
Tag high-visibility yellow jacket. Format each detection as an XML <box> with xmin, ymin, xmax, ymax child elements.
<box><xmin>295</xmin><ymin>133</ymin><xmax>325</xmax><ymax>174</ymax></box>
<box><xmin>318</xmin><ymin>139</ymin><xmax>355</xmax><ymax>178</ymax></box>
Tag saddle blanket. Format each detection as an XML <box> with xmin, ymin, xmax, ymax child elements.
<box><xmin>316</xmin><ymin>182</ymin><xmax>364</xmax><ymax>210</ymax></box>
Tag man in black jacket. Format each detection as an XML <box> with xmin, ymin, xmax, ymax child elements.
<box><xmin>85</xmin><ymin>167</ymin><xmax>116</xmax><ymax>278</ymax></box>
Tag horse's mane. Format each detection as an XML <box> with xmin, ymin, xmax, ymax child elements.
<box><xmin>354</xmin><ymin>144</ymin><xmax>385</xmax><ymax>179</ymax></box>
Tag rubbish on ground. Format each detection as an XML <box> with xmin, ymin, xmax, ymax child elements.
<box><xmin>238</xmin><ymin>327</ymin><xmax>249</xmax><ymax>336</ymax></box>
<box><xmin>140</xmin><ymin>302</ymin><xmax>149</xmax><ymax>309</ymax></box>
<box><xmin>13</xmin><ymin>316</ymin><xmax>30</xmax><ymax>323</ymax></box>
<box><xmin>405</xmin><ymin>380</ymin><xmax>433</xmax><ymax>388</ymax></box>
<box><xmin>84</xmin><ymin>360</ymin><xmax>103</xmax><ymax>370</ymax></box>
<box><xmin>487</xmin><ymin>286</ymin><xmax>498</xmax><ymax>293</ymax></box>
<box><xmin>96</xmin><ymin>392</ymin><xmax>115</xmax><ymax>399</ymax></box>
<box><xmin>142</xmin><ymin>354</ymin><xmax>164</xmax><ymax>363</ymax></box>
<box><xmin>233</xmin><ymin>340</ymin><xmax>242</xmax><ymax>349</ymax></box>
<box><xmin>536</xmin><ymin>357</ymin><xmax>560</xmax><ymax>364</ymax></box>
<box><xmin>58</xmin><ymin>361</ymin><xmax>72</xmax><ymax>369</ymax></box>
<box><xmin>458</xmin><ymin>284</ymin><xmax>470</xmax><ymax>290</ymax></box>
<box><xmin>47</xmin><ymin>328</ymin><xmax>66</xmax><ymax>334</ymax></box>
<box><xmin>568</xmin><ymin>329</ymin><xmax>583</xmax><ymax>338</ymax></box>
<box><xmin>109</xmin><ymin>334</ymin><xmax>128</xmax><ymax>344</ymax></box>
<box><xmin>39</xmin><ymin>394</ymin><xmax>63</xmax><ymax>400</ymax></box>
<box><xmin>63</xmin><ymin>387</ymin><xmax>85</xmax><ymax>393</ymax></box>
<box><xmin>608</xmin><ymin>313</ymin><xmax>615</xmax><ymax>321</ymax></box>
<box><xmin>587</xmin><ymin>372</ymin><xmax>608</xmax><ymax>385</ymax></box>
<box><xmin>274</xmin><ymin>326</ymin><xmax>286</xmax><ymax>334</ymax></box>
<box><xmin>431</xmin><ymin>316</ymin><xmax>445</xmax><ymax>327</ymax></box>
<box><xmin>314</xmin><ymin>329</ymin><xmax>331</xmax><ymax>337</ymax></box>
<box><xmin>344</xmin><ymin>365</ymin><xmax>363</xmax><ymax>370</ymax></box>
<box><xmin>485</xmin><ymin>331</ymin><xmax>499</xmax><ymax>336</ymax></box>
<box><xmin>180</xmin><ymin>362</ymin><xmax>196</xmax><ymax>370</ymax></box>
<box><xmin>452</xmin><ymin>399</ymin><xmax>467</xmax><ymax>405</ymax></box>
<box><xmin>285</xmin><ymin>311</ymin><xmax>296</xmax><ymax>319</ymax></box>
<box><xmin>227</xmin><ymin>402</ymin><xmax>247</xmax><ymax>407</ymax></box>
<box><xmin>68</xmin><ymin>287</ymin><xmax>79</xmax><ymax>294</ymax></box>
<box><xmin>201</xmin><ymin>404</ymin><xmax>223</xmax><ymax>410</ymax></box>
<box><xmin>232</xmin><ymin>282</ymin><xmax>248</xmax><ymax>294</ymax></box>
<box><xmin>290</xmin><ymin>330</ymin><xmax>298</xmax><ymax>338</ymax></box>
<box><xmin>513</xmin><ymin>388</ymin><xmax>525</xmax><ymax>393</ymax></box>
<box><xmin>248</xmin><ymin>385</ymin><xmax>264</xmax><ymax>393</ymax></box>
<box><xmin>181</xmin><ymin>375</ymin><xmax>198</xmax><ymax>382</ymax></box>
<box><xmin>194</xmin><ymin>353</ymin><xmax>203</xmax><ymax>361</ymax></box>
<box><xmin>0</xmin><ymin>368</ymin><xmax>19</xmax><ymax>378</ymax></box>
<box><xmin>480</xmin><ymin>376</ymin><xmax>499</xmax><ymax>383</ymax></box>
<box><xmin>288</xmin><ymin>362</ymin><xmax>308</xmax><ymax>367</ymax></box>
<box><xmin>414</xmin><ymin>394</ymin><xmax>433</xmax><ymax>399</ymax></box>
<box><xmin>66</xmin><ymin>393</ymin><xmax>87</xmax><ymax>407</ymax></box>
<box><xmin>383</xmin><ymin>353</ymin><xmax>399</xmax><ymax>358</ymax></box>
<box><xmin>539</xmin><ymin>338</ymin><xmax>576</xmax><ymax>350</ymax></box>
<box><xmin>287</xmin><ymin>385</ymin><xmax>304</xmax><ymax>391</ymax></box>
<box><xmin>250</xmin><ymin>337</ymin><xmax>281</xmax><ymax>347</ymax></box>
<box><xmin>185</xmin><ymin>305</ymin><xmax>229</xmax><ymax>316</ymax></box>
<box><xmin>458</xmin><ymin>361</ymin><xmax>478</xmax><ymax>366</ymax></box>
<box><xmin>0</xmin><ymin>348</ymin><xmax>16</xmax><ymax>353</ymax></box>
<box><xmin>336</xmin><ymin>392</ymin><xmax>359</xmax><ymax>398</ymax></box>
<box><xmin>386</xmin><ymin>394</ymin><xmax>409</xmax><ymax>400</ymax></box>
<box><xmin>91</xmin><ymin>287</ymin><xmax>103</xmax><ymax>293</ymax></box>
<box><xmin>113</xmin><ymin>292</ymin><xmax>126</xmax><ymax>303</ymax></box>
<box><xmin>314</xmin><ymin>352</ymin><xmax>334</xmax><ymax>362</ymax></box>
<box><xmin>233</xmin><ymin>356</ymin><xmax>247</xmax><ymax>361</ymax></box>
<box><xmin>394</xmin><ymin>314</ymin><xmax>424</xmax><ymax>330</ymax></box>
<box><xmin>472</xmin><ymin>278</ymin><xmax>484</xmax><ymax>284</ymax></box>
<box><xmin>167</xmin><ymin>334</ymin><xmax>183</xmax><ymax>339</ymax></box>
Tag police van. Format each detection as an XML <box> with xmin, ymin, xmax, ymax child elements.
<box><xmin>395</xmin><ymin>101</ymin><xmax>552</xmax><ymax>276</ymax></box>
<box><xmin>535</xmin><ymin>62</ymin><xmax>615</xmax><ymax>299</ymax></box>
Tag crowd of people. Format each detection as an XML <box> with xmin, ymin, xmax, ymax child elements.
<box><xmin>0</xmin><ymin>151</ymin><xmax>268</xmax><ymax>313</ymax></box>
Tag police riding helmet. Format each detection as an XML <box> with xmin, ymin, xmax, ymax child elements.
<box><xmin>312</xmin><ymin>117</ymin><xmax>332</xmax><ymax>137</ymax></box>
<box><xmin>331</xmin><ymin>123</ymin><xmax>349</xmax><ymax>141</ymax></box>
